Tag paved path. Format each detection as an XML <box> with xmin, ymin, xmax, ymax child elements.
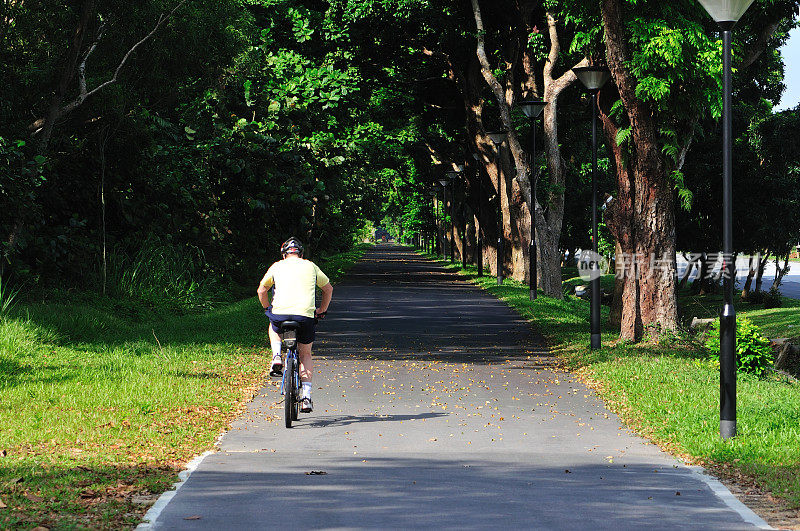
<box><xmin>148</xmin><ymin>245</ymin><xmax>763</xmax><ymax>529</ymax></box>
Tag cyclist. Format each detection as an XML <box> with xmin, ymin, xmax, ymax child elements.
<box><xmin>257</xmin><ymin>237</ymin><xmax>333</xmax><ymax>413</ymax></box>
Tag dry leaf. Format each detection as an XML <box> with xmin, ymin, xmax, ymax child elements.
<box><xmin>183</xmin><ymin>515</ymin><xmax>202</xmax><ymax>520</ymax></box>
<box><xmin>0</xmin><ymin>499</ymin><xmax>7</xmax><ymax>509</ymax></box>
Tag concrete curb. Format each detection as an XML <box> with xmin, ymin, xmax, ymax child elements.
<box><xmin>688</xmin><ymin>466</ymin><xmax>773</xmax><ymax>529</ymax></box>
<box><xmin>135</xmin><ymin>449</ymin><xmax>215</xmax><ymax>530</ymax></box>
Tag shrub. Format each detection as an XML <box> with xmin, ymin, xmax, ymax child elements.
<box><xmin>705</xmin><ymin>317</ymin><xmax>774</xmax><ymax>377</ymax></box>
<box><xmin>104</xmin><ymin>238</ymin><xmax>224</xmax><ymax>312</ymax></box>
<box><xmin>762</xmin><ymin>286</ymin><xmax>783</xmax><ymax>309</ymax></box>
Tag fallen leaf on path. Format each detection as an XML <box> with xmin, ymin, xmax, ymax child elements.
<box><xmin>184</xmin><ymin>515</ymin><xmax>202</xmax><ymax>520</ymax></box>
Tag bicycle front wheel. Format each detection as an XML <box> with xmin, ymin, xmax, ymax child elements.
<box><xmin>284</xmin><ymin>356</ymin><xmax>295</xmax><ymax>428</ymax></box>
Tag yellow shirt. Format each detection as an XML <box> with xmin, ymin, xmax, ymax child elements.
<box><xmin>259</xmin><ymin>256</ymin><xmax>330</xmax><ymax>318</ymax></box>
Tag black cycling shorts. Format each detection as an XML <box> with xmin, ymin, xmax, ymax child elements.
<box><xmin>266</xmin><ymin>309</ymin><xmax>316</xmax><ymax>344</ymax></box>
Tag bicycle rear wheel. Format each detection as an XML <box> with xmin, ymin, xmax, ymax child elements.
<box><xmin>284</xmin><ymin>356</ymin><xmax>295</xmax><ymax>428</ymax></box>
<box><xmin>292</xmin><ymin>356</ymin><xmax>300</xmax><ymax>420</ymax></box>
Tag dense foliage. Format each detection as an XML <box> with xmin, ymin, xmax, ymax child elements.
<box><xmin>0</xmin><ymin>0</ymin><xmax>412</xmax><ymax>298</ymax></box>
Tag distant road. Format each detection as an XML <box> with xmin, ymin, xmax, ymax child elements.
<box><xmin>677</xmin><ymin>255</ymin><xmax>799</xmax><ymax>300</ymax></box>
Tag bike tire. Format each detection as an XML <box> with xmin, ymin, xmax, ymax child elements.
<box><xmin>284</xmin><ymin>356</ymin><xmax>294</xmax><ymax>428</ymax></box>
<box><xmin>292</xmin><ymin>356</ymin><xmax>300</xmax><ymax>420</ymax></box>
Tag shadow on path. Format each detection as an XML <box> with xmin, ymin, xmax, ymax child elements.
<box><xmin>316</xmin><ymin>244</ymin><xmax>551</xmax><ymax>365</ymax></box>
<box><xmin>307</xmin><ymin>412</ymin><xmax>448</xmax><ymax>428</ymax></box>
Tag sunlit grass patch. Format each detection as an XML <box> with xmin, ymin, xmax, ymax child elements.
<box><xmin>0</xmin><ymin>244</ymin><xmax>368</xmax><ymax>529</ymax></box>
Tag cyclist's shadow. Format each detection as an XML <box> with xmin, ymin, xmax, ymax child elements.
<box><xmin>307</xmin><ymin>412</ymin><xmax>447</xmax><ymax>428</ymax></box>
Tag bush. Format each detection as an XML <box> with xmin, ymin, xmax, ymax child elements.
<box><xmin>705</xmin><ymin>317</ymin><xmax>774</xmax><ymax>377</ymax></box>
<box><xmin>762</xmin><ymin>286</ymin><xmax>783</xmax><ymax>309</ymax></box>
<box><xmin>104</xmin><ymin>238</ymin><xmax>225</xmax><ymax>312</ymax></box>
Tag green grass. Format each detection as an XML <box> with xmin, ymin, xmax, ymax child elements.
<box><xmin>678</xmin><ymin>288</ymin><xmax>800</xmax><ymax>340</ymax></box>
<box><xmin>0</xmin><ymin>244</ymin><xmax>368</xmax><ymax>529</ymax></box>
<box><xmin>431</xmin><ymin>254</ymin><xmax>800</xmax><ymax>511</ymax></box>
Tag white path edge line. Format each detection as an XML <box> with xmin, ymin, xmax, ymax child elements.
<box><xmin>687</xmin><ymin>465</ymin><xmax>773</xmax><ymax>529</ymax></box>
<box><xmin>136</xmin><ymin>431</ymin><xmax>227</xmax><ymax>530</ymax></box>
<box><xmin>135</xmin><ymin>449</ymin><xmax>214</xmax><ymax>530</ymax></box>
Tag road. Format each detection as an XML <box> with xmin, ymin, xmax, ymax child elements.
<box><xmin>676</xmin><ymin>255</ymin><xmax>799</xmax><ymax>299</ymax></box>
<box><xmin>146</xmin><ymin>245</ymin><xmax>764</xmax><ymax>529</ymax></box>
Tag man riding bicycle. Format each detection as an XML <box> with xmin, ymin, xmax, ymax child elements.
<box><xmin>257</xmin><ymin>237</ymin><xmax>333</xmax><ymax>413</ymax></box>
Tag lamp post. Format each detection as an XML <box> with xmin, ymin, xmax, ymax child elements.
<box><xmin>696</xmin><ymin>0</ymin><xmax>754</xmax><ymax>440</ymax></box>
<box><xmin>519</xmin><ymin>100</ymin><xmax>548</xmax><ymax>301</ymax></box>
<box><xmin>487</xmin><ymin>130</ymin><xmax>508</xmax><ymax>285</ymax></box>
<box><xmin>472</xmin><ymin>152</ymin><xmax>484</xmax><ymax>276</ymax></box>
<box><xmin>573</xmin><ymin>65</ymin><xmax>611</xmax><ymax>351</ymax></box>
<box><xmin>446</xmin><ymin>169</ymin><xmax>463</xmax><ymax>266</ymax></box>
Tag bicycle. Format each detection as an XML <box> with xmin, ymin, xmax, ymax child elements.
<box><xmin>278</xmin><ymin>320</ymin><xmax>302</xmax><ymax>428</ymax></box>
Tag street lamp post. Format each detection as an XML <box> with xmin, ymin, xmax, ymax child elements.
<box><xmin>696</xmin><ymin>0</ymin><xmax>754</xmax><ymax>440</ymax></box>
<box><xmin>472</xmin><ymin>152</ymin><xmax>484</xmax><ymax>276</ymax></box>
<box><xmin>519</xmin><ymin>100</ymin><xmax>548</xmax><ymax>301</ymax></box>
<box><xmin>573</xmin><ymin>65</ymin><xmax>611</xmax><ymax>351</ymax></box>
<box><xmin>487</xmin><ymin>130</ymin><xmax>509</xmax><ymax>285</ymax></box>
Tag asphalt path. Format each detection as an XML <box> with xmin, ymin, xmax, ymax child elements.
<box><xmin>148</xmin><ymin>245</ymin><xmax>763</xmax><ymax>530</ymax></box>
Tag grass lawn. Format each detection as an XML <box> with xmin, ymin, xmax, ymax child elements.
<box><xmin>430</xmin><ymin>252</ymin><xmax>800</xmax><ymax>516</ymax></box>
<box><xmin>0</xmin><ymin>245</ymin><xmax>368</xmax><ymax>529</ymax></box>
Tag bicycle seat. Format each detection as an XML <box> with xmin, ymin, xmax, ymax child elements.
<box><xmin>279</xmin><ymin>321</ymin><xmax>301</xmax><ymax>332</ymax></box>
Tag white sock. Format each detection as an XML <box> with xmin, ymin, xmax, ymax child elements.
<box><xmin>302</xmin><ymin>382</ymin><xmax>312</xmax><ymax>399</ymax></box>
<box><xmin>270</xmin><ymin>339</ymin><xmax>282</xmax><ymax>362</ymax></box>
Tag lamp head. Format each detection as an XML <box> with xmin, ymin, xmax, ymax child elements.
<box><xmin>438</xmin><ymin>179</ymin><xmax>448</xmax><ymax>187</ymax></box>
<box><xmin>519</xmin><ymin>100</ymin><xmax>547</xmax><ymax>119</ymax></box>
<box><xmin>446</xmin><ymin>170</ymin><xmax>460</xmax><ymax>181</ymax></box>
<box><xmin>696</xmin><ymin>0</ymin><xmax>755</xmax><ymax>27</ymax></box>
<box><xmin>486</xmin><ymin>130</ymin><xmax>508</xmax><ymax>146</ymax></box>
<box><xmin>572</xmin><ymin>65</ymin><xmax>611</xmax><ymax>92</ymax></box>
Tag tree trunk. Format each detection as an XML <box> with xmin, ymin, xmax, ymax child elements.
<box><xmin>754</xmin><ymin>252</ymin><xmax>769</xmax><ymax>293</ymax></box>
<box><xmin>602</xmin><ymin>0</ymin><xmax>678</xmax><ymax>340</ymax></box>
<box><xmin>609</xmin><ymin>240</ymin><xmax>624</xmax><ymax>328</ymax></box>
<box><xmin>678</xmin><ymin>252</ymin><xmax>697</xmax><ymax>290</ymax></box>
<box><xmin>741</xmin><ymin>254</ymin><xmax>757</xmax><ymax>299</ymax></box>
<box><xmin>773</xmin><ymin>254</ymin><xmax>790</xmax><ymax>290</ymax></box>
<box><xmin>37</xmin><ymin>0</ymin><xmax>96</xmax><ymax>154</ymax></box>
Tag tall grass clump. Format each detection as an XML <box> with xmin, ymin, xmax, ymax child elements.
<box><xmin>104</xmin><ymin>238</ymin><xmax>224</xmax><ymax>312</ymax></box>
<box><xmin>0</xmin><ymin>276</ymin><xmax>19</xmax><ymax>315</ymax></box>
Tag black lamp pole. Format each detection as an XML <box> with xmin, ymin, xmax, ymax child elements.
<box><xmin>697</xmin><ymin>0</ymin><xmax>754</xmax><ymax>440</ymax></box>
<box><xmin>519</xmin><ymin>100</ymin><xmax>548</xmax><ymax>301</ymax></box>
<box><xmin>573</xmin><ymin>66</ymin><xmax>611</xmax><ymax>351</ymax></box>
<box><xmin>473</xmin><ymin>152</ymin><xmax>484</xmax><ymax>276</ymax></box>
<box><xmin>487</xmin><ymin>130</ymin><xmax>508</xmax><ymax>285</ymax></box>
